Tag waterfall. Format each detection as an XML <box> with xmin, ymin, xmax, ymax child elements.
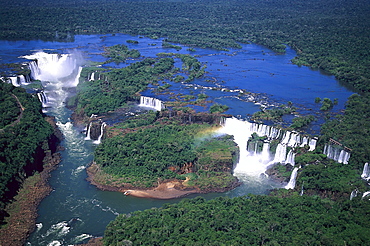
<box><xmin>218</xmin><ymin>117</ymin><xmax>317</xmax><ymax>178</ymax></box>
<box><xmin>85</xmin><ymin>123</ymin><xmax>92</xmax><ymax>140</ymax></box>
<box><xmin>300</xmin><ymin>137</ymin><xmax>308</xmax><ymax>148</ymax></box>
<box><xmin>28</xmin><ymin>60</ymin><xmax>40</xmax><ymax>79</ymax></box>
<box><xmin>89</xmin><ymin>72</ymin><xmax>95</xmax><ymax>81</ymax></box>
<box><xmin>350</xmin><ymin>189</ymin><xmax>358</xmax><ymax>200</ymax></box>
<box><xmin>139</xmin><ymin>96</ymin><xmax>164</xmax><ymax>111</ymax></box>
<box><xmin>37</xmin><ymin>92</ymin><xmax>48</xmax><ymax>107</ymax></box>
<box><xmin>272</xmin><ymin>143</ymin><xmax>287</xmax><ymax>164</ymax></box>
<box><xmin>308</xmin><ymin>138</ymin><xmax>317</xmax><ymax>151</ymax></box>
<box><xmin>93</xmin><ymin>122</ymin><xmax>106</xmax><ymax>144</ymax></box>
<box><xmin>281</xmin><ymin>131</ymin><xmax>291</xmax><ymax>145</ymax></box>
<box><xmin>285</xmin><ymin>149</ymin><xmax>295</xmax><ymax>166</ymax></box>
<box><xmin>23</xmin><ymin>51</ymin><xmax>82</xmax><ymax>85</ymax></box>
<box><xmin>362</xmin><ymin>191</ymin><xmax>370</xmax><ymax>200</ymax></box>
<box><xmin>287</xmin><ymin>132</ymin><xmax>299</xmax><ymax>147</ymax></box>
<box><xmin>22</xmin><ymin>51</ymin><xmax>84</xmax><ymax>109</ymax></box>
<box><xmin>361</xmin><ymin>163</ymin><xmax>369</xmax><ymax>180</ymax></box>
<box><xmin>323</xmin><ymin>144</ymin><xmax>350</xmax><ymax>164</ymax></box>
<box><xmin>285</xmin><ymin>167</ymin><xmax>299</xmax><ymax>189</ymax></box>
<box><xmin>9</xmin><ymin>76</ymin><xmax>20</xmax><ymax>87</ymax></box>
<box><xmin>299</xmin><ymin>182</ymin><xmax>304</xmax><ymax>196</ymax></box>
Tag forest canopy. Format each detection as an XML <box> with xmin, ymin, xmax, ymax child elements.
<box><xmin>0</xmin><ymin>82</ymin><xmax>53</xmax><ymax>223</ymax></box>
<box><xmin>104</xmin><ymin>195</ymin><xmax>370</xmax><ymax>245</ymax></box>
<box><xmin>94</xmin><ymin>111</ymin><xmax>239</xmax><ymax>189</ymax></box>
<box><xmin>0</xmin><ymin>0</ymin><xmax>369</xmax><ymax>93</ymax></box>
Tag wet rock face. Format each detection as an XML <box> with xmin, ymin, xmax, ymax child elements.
<box><xmin>90</xmin><ymin>121</ymin><xmax>102</xmax><ymax>140</ymax></box>
<box><xmin>86</xmin><ymin>121</ymin><xmax>104</xmax><ymax>140</ymax></box>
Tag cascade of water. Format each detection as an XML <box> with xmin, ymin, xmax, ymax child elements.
<box><xmin>23</xmin><ymin>52</ymin><xmax>82</xmax><ymax>85</ymax></box>
<box><xmin>28</xmin><ymin>61</ymin><xmax>40</xmax><ymax>79</ymax></box>
<box><xmin>93</xmin><ymin>122</ymin><xmax>106</xmax><ymax>144</ymax></box>
<box><xmin>89</xmin><ymin>72</ymin><xmax>95</xmax><ymax>81</ymax></box>
<box><xmin>219</xmin><ymin>117</ymin><xmax>317</xmax><ymax>178</ymax></box>
<box><xmin>261</xmin><ymin>142</ymin><xmax>270</xmax><ymax>162</ymax></box>
<box><xmin>37</xmin><ymin>92</ymin><xmax>48</xmax><ymax>107</ymax></box>
<box><xmin>18</xmin><ymin>75</ymin><xmax>25</xmax><ymax>85</ymax></box>
<box><xmin>350</xmin><ymin>189</ymin><xmax>358</xmax><ymax>200</ymax></box>
<box><xmin>85</xmin><ymin>123</ymin><xmax>92</xmax><ymax>140</ymax></box>
<box><xmin>362</xmin><ymin>191</ymin><xmax>370</xmax><ymax>200</ymax></box>
<box><xmin>281</xmin><ymin>131</ymin><xmax>291</xmax><ymax>145</ymax></box>
<box><xmin>139</xmin><ymin>96</ymin><xmax>164</xmax><ymax>111</ymax></box>
<box><xmin>9</xmin><ymin>76</ymin><xmax>20</xmax><ymax>87</ymax></box>
<box><xmin>285</xmin><ymin>149</ymin><xmax>295</xmax><ymax>166</ymax></box>
<box><xmin>22</xmin><ymin>51</ymin><xmax>84</xmax><ymax>109</ymax></box>
<box><xmin>361</xmin><ymin>163</ymin><xmax>369</xmax><ymax>180</ymax></box>
<box><xmin>219</xmin><ymin>118</ymin><xmax>269</xmax><ymax>176</ymax></box>
<box><xmin>285</xmin><ymin>167</ymin><xmax>299</xmax><ymax>189</ymax></box>
<box><xmin>323</xmin><ymin>144</ymin><xmax>350</xmax><ymax>164</ymax></box>
<box><xmin>337</xmin><ymin>150</ymin><xmax>350</xmax><ymax>164</ymax></box>
<box><xmin>299</xmin><ymin>182</ymin><xmax>304</xmax><ymax>196</ymax></box>
<box><xmin>272</xmin><ymin>143</ymin><xmax>287</xmax><ymax>164</ymax></box>
<box><xmin>308</xmin><ymin>138</ymin><xmax>317</xmax><ymax>151</ymax></box>
<box><xmin>287</xmin><ymin>132</ymin><xmax>299</xmax><ymax>147</ymax></box>
<box><xmin>300</xmin><ymin>137</ymin><xmax>308</xmax><ymax>148</ymax></box>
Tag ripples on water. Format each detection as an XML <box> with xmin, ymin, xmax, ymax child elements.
<box><xmin>0</xmin><ymin>34</ymin><xmax>355</xmax><ymax>245</ymax></box>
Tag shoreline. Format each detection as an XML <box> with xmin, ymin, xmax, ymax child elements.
<box><xmin>86</xmin><ymin>162</ymin><xmax>240</xmax><ymax>200</ymax></box>
<box><xmin>0</xmin><ymin>117</ymin><xmax>62</xmax><ymax>246</ymax></box>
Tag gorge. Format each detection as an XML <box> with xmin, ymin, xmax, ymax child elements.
<box><xmin>0</xmin><ymin>33</ymin><xmax>362</xmax><ymax>245</ymax></box>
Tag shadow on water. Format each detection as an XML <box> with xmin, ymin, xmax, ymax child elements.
<box><xmin>0</xmin><ymin>33</ymin><xmax>355</xmax><ymax>245</ymax></box>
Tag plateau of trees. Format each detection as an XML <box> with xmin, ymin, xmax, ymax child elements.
<box><xmin>94</xmin><ymin>111</ymin><xmax>238</xmax><ymax>189</ymax></box>
<box><xmin>0</xmin><ymin>82</ymin><xmax>54</xmax><ymax>224</ymax></box>
<box><xmin>103</xmin><ymin>44</ymin><xmax>141</xmax><ymax>64</ymax></box>
<box><xmin>104</xmin><ymin>195</ymin><xmax>370</xmax><ymax>245</ymax></box>
<box><xmin>1</xmin><ymin>0</ymin><xmax>369</xmax><ymax>93</ymax></box>
<box><xmin>73</xmin><ymin>50</ymin><xmax>206</xmax><ymax>117</ymax></box>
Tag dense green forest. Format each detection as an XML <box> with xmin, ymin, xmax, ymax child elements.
<box><xmin>1</xmin><ymin>0</ymin><xmax>370</xmax><ymax>244</ymax></box>
<box><xmin>104</xmin><ymin>195</ymin><xmax>370</xmax><ymax>245</ymax></box>
<box><xmin>1</xmin><ymin>0</ymin><xmax>369</xmax><ymax>93</ymax></box>
<box><xmin>0</xmin><ymin>82</ymin><xmax>54</xmax><ymax>224</ymax></box>
<box><xmin>94</xmin><ymin>111</ymin><xmax>238</xmax><ymax>189</ymax></box>
<box><xmin>73</xmin><ymin>51</ymin><xmax>206</xmax><ymax>117</ymax></box>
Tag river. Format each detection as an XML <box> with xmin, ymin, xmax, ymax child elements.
<box><xmin>0</xmin><ymin>33</ymin><xmax>354</xmax><ymax>245</ymax></box>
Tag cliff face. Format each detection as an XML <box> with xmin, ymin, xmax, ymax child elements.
<box><xmin>0</xmin><ymin>116</ymin><xmax>63</xmax><ymax>246</ymax></box>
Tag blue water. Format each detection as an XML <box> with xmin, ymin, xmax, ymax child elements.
<box><xmin>0</xmin><ymin>33</ymin><xmax>355</xmax><ymax>245</ymax></box>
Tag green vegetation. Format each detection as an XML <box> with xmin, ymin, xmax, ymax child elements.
<box><xmin>209</xmin><ymin>103</ymin><xmax>229</xmax><ymax>114</ymax></box>
<box><xmin>0</xmin><ymin>89</ymin><xmax>20</xmax><ymax>128</ymax></box>
<box><xmin>0</xmin><ymin>82</ymin><xmax>53</xmax><ymax>224</ymax></box>
<box><xmin>162</xmin><ymin>42</ymin><xmax>182</xmax><ymax>51</ymax></box>
<box><xmin>104</xmin><ymin>195</ymin><xmax>370</xmax><ymax>245</ymax></box>
<box><xmin>251</xmin><ymin>105</ymin><xmax>295</xmax><ymax>123</ymax></box>
<box><xmin>290</xmin><ymin>115</ymin><xmax>315</xmax><ymax>129</ymax></box>
<box><xmin>1</xmin><ymin>1</ymin><xmax>370</xmax><ymax>244</ymax></box>
<box><xmin>74</xmin><ymin>58</ymin><xmax>171</xmax><ymax>116</ymax></box>
<box><xmin>95</xmin><ymin>111</ymin><xmax>237</xmax><ymax>189</ymax></box>
<box><xmin>1</xmin><ymin>0</ymin><xmax>369</xmax><ymax>93</ymax></box>
<box><xmin>74</xmin><ymin>50</ymin><xmax>207</xmax><ymax>117</ymax></box>
<box><xmin>320</xmin><ymin>94</ymin><xmax>370</xmax><ymax>169</ymax></box>
<box><xmin>126</xmin><ymin>40</ymin><xmax>138</xmax><ymax>44</ymax></box>
<box><xmin>320</xmin><ymin>98</ymin><xmax>334</xmax><ymax>111</ymax></box>
<box><xmin>103</xmin><ymin>44</ymin><xmax>140</xmax><ymax>64</ymax></box>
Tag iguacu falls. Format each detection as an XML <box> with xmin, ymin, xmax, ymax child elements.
<box><xmin>0</xmin><ymin>33</ymin><xmax>364</xmax><ymax>245</ymax></box>
<box><xmin>218</xmin><ymin>117</ymin><xmax>317</xmax><ymax>189</ymax></box>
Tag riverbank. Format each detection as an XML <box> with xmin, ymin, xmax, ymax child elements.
<box><xmin>0</xmin><ymin>151</ymin><xmax>61</xmax><ymax>246</ymax></box>
<box><xmin>87</xmin><ymin>162</ymin><xmax>240</xmax><ymax>199</ymax></box>
<box><xmin>0</xmin><ymin>117</ymin><xmax>62</xmax><ymax>246</ymax></box>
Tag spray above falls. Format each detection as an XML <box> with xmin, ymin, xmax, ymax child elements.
<box><xmin>22</xmin><ymin>51</ymin><xmax>84</xmax><ymax>108</ymax></box>
<box><xmin>23</xmin><ymin>51</ymin><xmax>83</xmax><ymax>85</ymax></box>
<box><xmin>218</xmin><ymin>117</ymin><xmax>317</xmax><ymax>181</ymax></box>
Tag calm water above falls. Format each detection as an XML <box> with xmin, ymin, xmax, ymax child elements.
<box><xmin>0</xmin><ymin>34</ymin><xmax>354</xmax><ymax>245</ymax></box>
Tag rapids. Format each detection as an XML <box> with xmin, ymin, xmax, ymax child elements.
<box><xmin>0</xmin><ymin>33</ymin><xmax>356</xmax><ymax>245</ymax></box>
